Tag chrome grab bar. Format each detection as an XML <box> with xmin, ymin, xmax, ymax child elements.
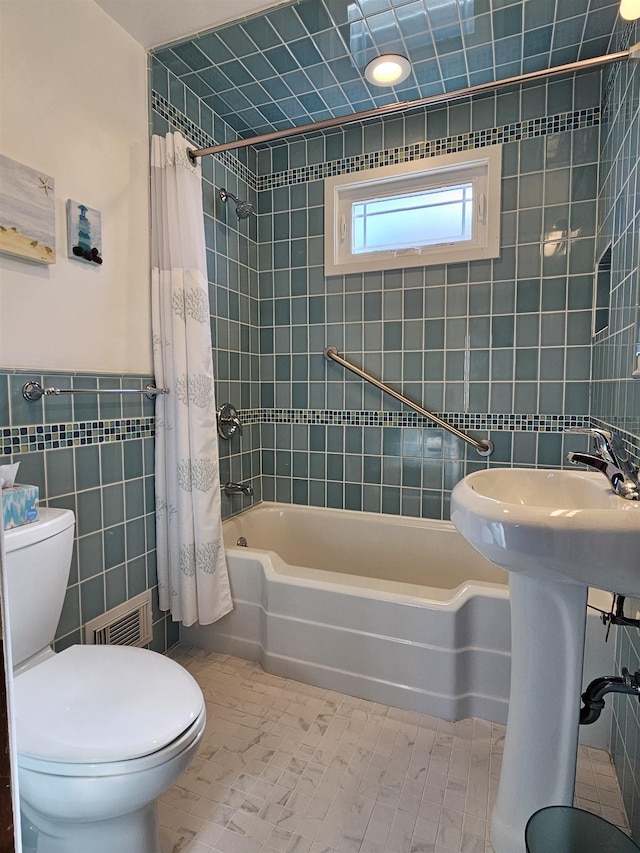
<box><xmin>323</xmin><ymin>346</ymin><xmax>493</xmax><ymax>457</ymax></box>
<box><xmin>22</xmin><ymin>380</ymin><xmax>168</xmax><ymax>402</ymax></box>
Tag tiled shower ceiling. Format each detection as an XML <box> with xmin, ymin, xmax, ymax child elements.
<box><xmin>152</xmin><ymin>0</ymin><xmax>619</xmax><ymax>138</ymax></box>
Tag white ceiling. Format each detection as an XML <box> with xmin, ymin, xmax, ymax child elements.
<box><xmin>93</xmin><ymin>0</ymin><xmax>290</xmax><ymax>49</ymax></box>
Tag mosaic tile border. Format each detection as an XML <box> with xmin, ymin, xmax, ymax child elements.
<box><xmin>8</xmin><ymin>410</ymin><xmax>633</xmax><ymax>485</ymax></box>
<box><xmin>260</xmin><ymin>107</ymin><xmax>601</xmax><ymax>190</ymax></box>
<box><xmin>2</xmin><ymin>417</ymin><xmax>155</xmax><ymax>457</ymax></box>
<box><xmin>151</xmin><ymin>91</ymin><xmax>256</xmax><ymax>190</ymax></box>
<box><xmin>152</xmin><ymin>89</ymin><xmax>600</xmax><ymax>195</ymax></box>
<box><xmin>3</xmin><ymin>409</ymin><xmax>598</xmax><ymax>457</ymax></box>
<box><xmin>240</xmin><ymin>408</ymin><xmax>591</xmax><ymax>432</ymax></box>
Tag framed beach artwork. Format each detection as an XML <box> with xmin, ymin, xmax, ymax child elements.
<box><xmin>66</xmin><ymin>199</ymin><xmax>103</xmax><ymax>265</ymax></box>
<box><xmin>0</xmin><ymin>154</ymin><xmax>56</xmax><ymax>264</ymax></box>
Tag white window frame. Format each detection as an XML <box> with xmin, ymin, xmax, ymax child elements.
<box><xmin>324</xmin><ymin>145</ymin><xmax>502</xmax><ymax>275</ymax></box>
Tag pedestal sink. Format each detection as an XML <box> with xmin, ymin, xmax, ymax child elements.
<box><xmin>450</xmin><ymin>469</ymin><xmax>640</xmax><ymax>853</ymax></box>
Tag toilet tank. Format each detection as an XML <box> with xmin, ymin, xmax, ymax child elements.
<box><xmin>3</xmin><ymin>508</ymin><xmax>75</xmax><ymax>668</ymax></box>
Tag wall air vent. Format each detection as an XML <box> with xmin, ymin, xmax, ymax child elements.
<box><xmin>84</xmin><ymin>590</ymin><xmax>153</xmax><ymax>647</ymax></box>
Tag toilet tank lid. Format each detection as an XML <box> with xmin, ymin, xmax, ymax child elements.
<box><xmin>3</xmin><ymin>508</ymin><xmax>75</xmax><ymax>553</ymax></box>
<box><xmin>14</xmin><ymin>645</ymin><xmax>205</xmax><ymax>763</ymax></box>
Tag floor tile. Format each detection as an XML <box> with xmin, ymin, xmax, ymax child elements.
<box><xmin>162</xmin><ymin>647</ymin><xmax>632</xmax><ymax>853</ymax></box>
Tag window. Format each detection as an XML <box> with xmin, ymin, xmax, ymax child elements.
<box><xmin>324</xmin><ymin>146</ymin><xmax>502</xmax><ymax>275</ymax></box>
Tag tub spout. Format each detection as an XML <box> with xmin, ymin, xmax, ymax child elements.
<box><xmin>580</xmin><ymin>667</ymin><xmax>640</xmax><ymax>724</ymax></box>
<box><xmin>223</xmin><ymin>481</ymin><xmax>253</xmax><ymax>497</ymax></box>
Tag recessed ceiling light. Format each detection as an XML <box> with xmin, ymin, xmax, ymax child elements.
<box><xmin>620</xmin><ymin>0</ymin><xmax>640</xmax><ymax>19</ymax></box>
<box><xmin>364</xmin><ymin>54</ymin><xmax>411</xmax><ymax>87</ymax></box>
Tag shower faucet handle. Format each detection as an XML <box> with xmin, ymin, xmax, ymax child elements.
<box><xmin>217</xmin><ymin>403</ymin><xmax>242</xmax><ymax>440</ymax></box>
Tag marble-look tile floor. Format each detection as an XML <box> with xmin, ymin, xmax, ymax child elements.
<box><xmin>160</xmin><ymin>647</ymin><xmax>631</xmax><ymax>853</ymax></box>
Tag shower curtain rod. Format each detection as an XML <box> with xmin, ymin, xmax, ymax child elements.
<box><xmin>189</xmin><ymin>44</ymin><xmax>640</xmax><ymax>158</ymax></box>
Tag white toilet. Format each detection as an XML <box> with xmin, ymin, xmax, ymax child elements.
<box><xmin>4</xmin><ymin>508</ymin><xmax>206</xmax><ymax>853</ymax></box>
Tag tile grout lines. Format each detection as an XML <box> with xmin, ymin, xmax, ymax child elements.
<box><xmin>160</xmin><ymin>647</ymin><xmax>630</xmax><ymax>853</ymax></box>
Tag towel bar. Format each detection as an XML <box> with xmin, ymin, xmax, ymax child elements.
<box><xmin>22</xmin><ymin>381</ymin><xmax>169</xmax><ymax>402</ymax></box>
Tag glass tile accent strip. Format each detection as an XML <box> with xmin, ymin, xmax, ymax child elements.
<box><xmin>152</xmin><ymin>91</ymin><xmax>599</xmax><ymax>194</ymax></box>
<box><xmin>239</xmin><ymin>408</ymin><xmax>591</xmax><ymax>432</ymax></box>
<box><xmin>1</xmin><ymin>417</ymin><xmax>155</xmax><ymax>456</ymax></box>
<box><xmin>260</xmin><ymin>108</ymin><xmax>601</xmax><ymax>191</ymax></box>
<box><xmin>151</xmin><ymin>91</ymin><xmax>256</xmax><ymax>190</ymax></box>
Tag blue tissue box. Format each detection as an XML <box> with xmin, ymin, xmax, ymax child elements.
<box><xmin>2</xmin><ymin>484</ymin><xmax>39</xmax><ymax>530</ymax></box>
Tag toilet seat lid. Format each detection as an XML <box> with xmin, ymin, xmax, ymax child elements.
<box><xmin>14</xmin><ymin>645</ymin><xmax>205</xmax><ymax>763</ymax></box>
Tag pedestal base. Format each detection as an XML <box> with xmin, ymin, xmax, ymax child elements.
<box><xmin>491</xmin><ymin>573</ymin><xmax>588</xmax><ymax>853</ymax></box>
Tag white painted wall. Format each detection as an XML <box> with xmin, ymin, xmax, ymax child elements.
<box><xmin>0</xmin><ymin>0</ymin><xmax>152</xmax><ymax>374</ymax></box>
<box><xmin>94</xmin><ymin>0</ymin><xmax>290</xmax><ymax>49</ymax></box>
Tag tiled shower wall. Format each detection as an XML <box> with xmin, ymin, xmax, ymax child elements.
<box><xmin>153</xmin><ymin>58</ymin><xmax>602</xmax><ymax>521</ymax></box>
<box><xmin>595</xmin><ymin>19</ymin><xmax>640</xmax><ymax>842</ymax></box>
<box><xmin>0</xmin><ymin>370</ymin><xmax>176</xmax><ymax>652</ymax></box>
<box><xmin>152</xmin><ymin>60</ymin><xmax>263</xmax><ymax>519</ymax></box>
<box><xmin>256</xmin><ymin>75</ymin><xmax>600</xmax><ymax>516</ymax></box>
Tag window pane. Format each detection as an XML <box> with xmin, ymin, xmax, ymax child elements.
<box><xmin>353</xmin><ymin>215</ymin><xmax>365</xmax><ymax>252</ymax></box>
<box><xmin>353</xmin><ymin>183</ymin><xmax>473</xmax><ymax>253</ymax></box>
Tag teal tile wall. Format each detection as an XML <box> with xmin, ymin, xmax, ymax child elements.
<box><xmin>203</xmin><ymin>143</ymin><xmax>263</xmax><ymax>518</ymax></box>
<box><xmin>151</xmin><ymin>57</ymin><xmax>263</xmax><ymax>519</ymax></box>
<box><xmin>0</xmin><ymin>370</ymin><xmax>176</xmax><ymax>653</ymax></box>
<box><xmin>255</xmin><ymin>72</ymin><xmax>600</xmax><ymax>516</ymax></box>
<box><xmin>594</xmin><ymin>19</ymin><xmax>640</xmax><ymax>843</ymax></box>
<box><xmin>152</xmin><ymin>62</ymin><xmax>601</xmax><ymax>521</ymax></box>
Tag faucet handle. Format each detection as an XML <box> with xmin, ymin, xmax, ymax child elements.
<box><xmin>564</xmin><ymin>427</ymin><xmax>613</xmax><ymax>455</ymax></box>
<box><xmin>217</xmin><ymin>403</ymin><xmax>242</xmax><ymax>439</ymax></box>
<box><xmin>566</xmin><ymin>428</ymin><xmax>640</xmax><ymax>499</ymax></box>
<box><xmin>564</xmin><ymin>426</ymin><xmax>612</xmax><ymax>440</ymax></box>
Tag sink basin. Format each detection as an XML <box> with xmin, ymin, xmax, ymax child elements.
<box><xmin>450</xmin><ymin>468</ymin><xmax>640</xmax><ymax>596</ymax></box>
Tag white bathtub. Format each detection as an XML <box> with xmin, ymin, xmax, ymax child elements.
<box><xmin>182</xmin><ymin>502</ymin><xmax>614</xmax><ymax>739</ymax></box>
<box><xmin>183</xmin><ymin>502</ymin><xmax>511</xmax><ymax>722</ymax></box>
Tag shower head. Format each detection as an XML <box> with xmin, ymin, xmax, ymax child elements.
<box><xmin>219</xmin><ymin>188</ymin><xmax>254</xmax><ymax>220</ymax></box>
<box><xmin>235</xmin><ymin>200</ymin><xmax>254</xmax><ymax>220</ymax></box>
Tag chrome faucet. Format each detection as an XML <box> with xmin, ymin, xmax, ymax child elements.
<box><xmin>223</xmin><ymin>481</ymin><xmax>254</xmax><ymax>497</ymax></box>
<box><xmin>566</xmin><ymin>427</ymin><xmax>640</xmax><ymax>500</ymax></box>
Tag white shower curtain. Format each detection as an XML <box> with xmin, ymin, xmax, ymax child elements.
<box><xmin>151</xmin><ymin>131</ymin><xmax>232</xmax><ymax>626</ymax></box>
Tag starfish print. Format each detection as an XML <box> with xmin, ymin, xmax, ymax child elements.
<box><xmin>38</xmin><ymin>177</ymin><xmax>53</xmax><ymax>195</ymax></box>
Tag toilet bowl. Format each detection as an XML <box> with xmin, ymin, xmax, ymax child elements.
<box><xmin>15</xmin><ymin>644</ymin><xmax>206</xmax><ymax>853</ymax></box>
<box><xmin>5</xmin><ymin>509</ymin><xmax>206</xmax><ymax>853</ymax></box>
